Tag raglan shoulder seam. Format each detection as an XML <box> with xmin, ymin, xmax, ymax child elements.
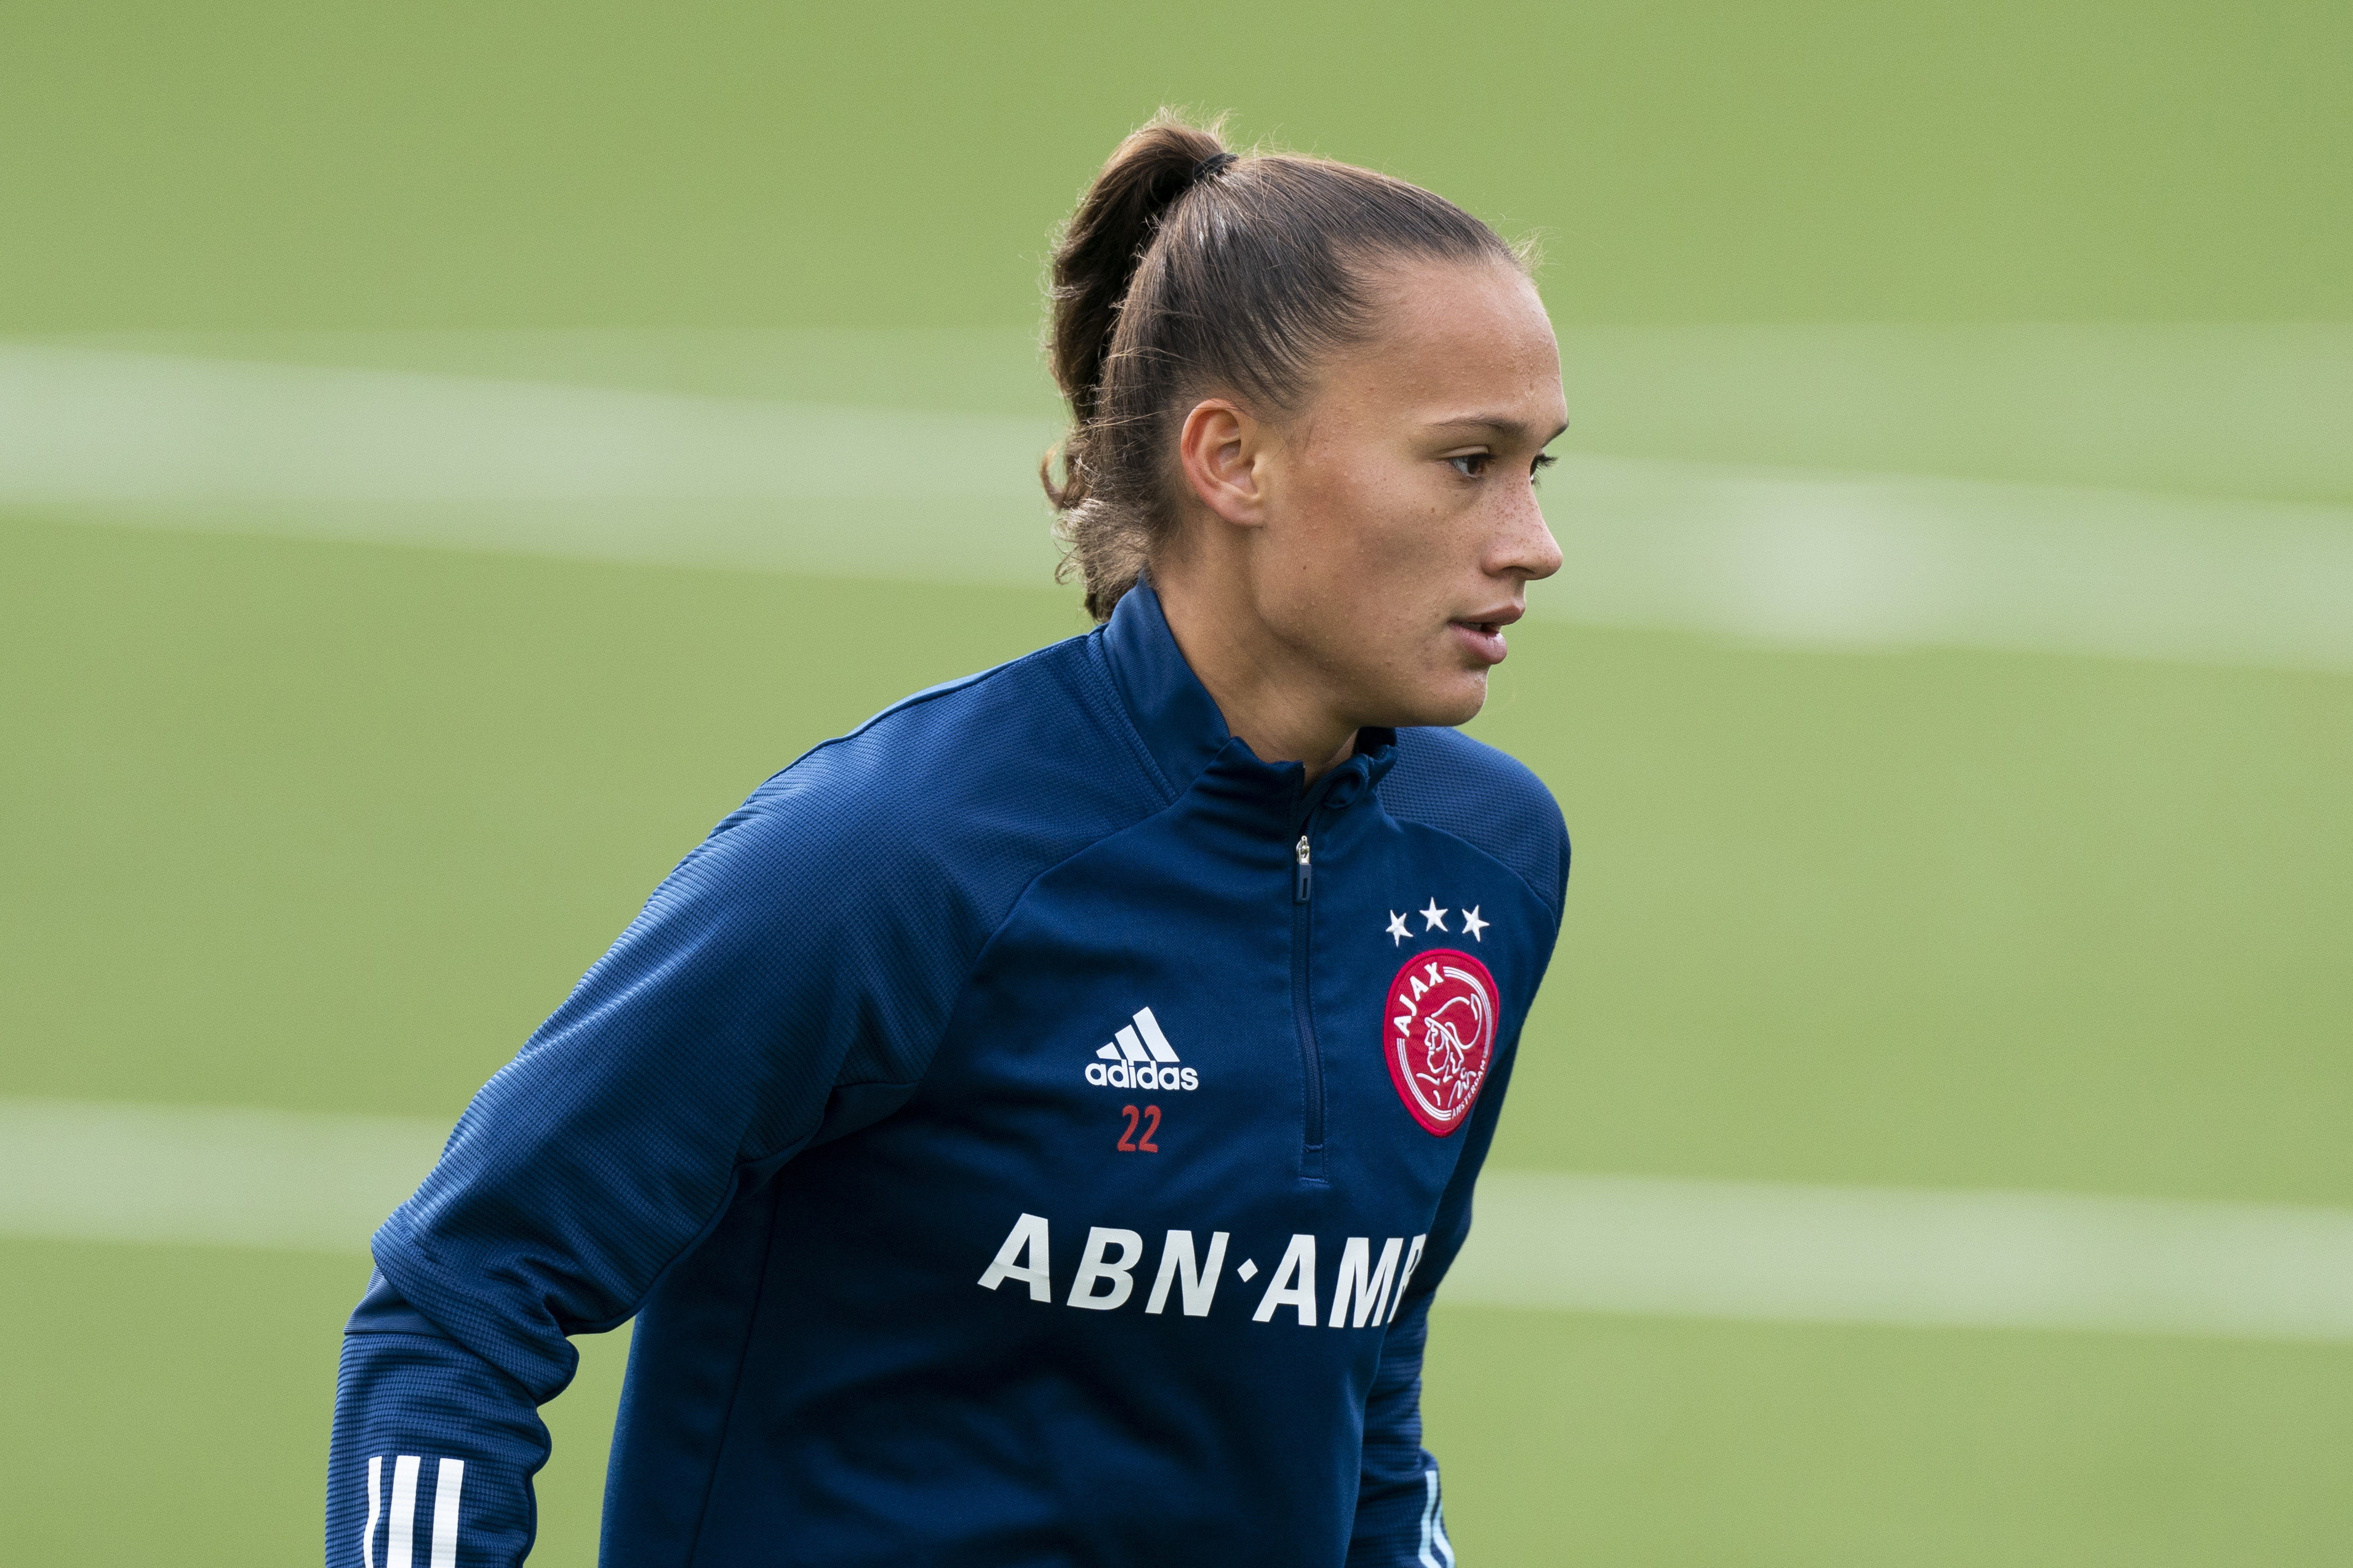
<box><xmin>1393</xmin><ymin>815</ymin><xmax>1567</xmax><ymax>928</ymax></box>
<box><xmin>726</xmin><ymin>634</ymin><xmax>1184</xmax><ymax>1167</ymax></box>
<box><xmin>1384</xmin><ymin>725</ymin><xmax>1572</xmax><ymax>923</ymax></box>
<box><xmin>760</xmin><ymin>631</ymin><xmax>1095</xmax><ymax>786</ymax></box>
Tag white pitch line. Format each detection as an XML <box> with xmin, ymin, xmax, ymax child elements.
<box><xmin>1451</xmin><ymin>1170</ymin><xmax>2353</xmax><ymax>1343</ymax></box>
<box><xmin>0</xmin><ymin>341</ymin><xmax>1058</xmax><ymax>506</ymax></box>
<box><xmin>6</xmin><ymin>1098</ymin><xmax>2352</xmax><ymax>1343</ymax></box>
<box><xmin>1544</xmin><ymin>454</ymin><xmax>2353</xmax><ymax>671</ymax></box>
<box><xmin>3</xmin><ymin>342</ymin><xmax>2350</xmax><ymax>669</ymax></box>
<box><xmin>0</xmin><ymin>341</ymin><xmax>1071</xmax><ymax>587</ymax></box>
<box><xmin>0</xmin><ymin>1098</ymin><xmax>448</xmax><ymax>1254</ymax></box>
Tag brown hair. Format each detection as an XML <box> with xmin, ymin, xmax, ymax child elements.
<box><xmin>1042</xmin><ymin>112</ymin><xmax>1525</xmax><ymax>621</ymax></box>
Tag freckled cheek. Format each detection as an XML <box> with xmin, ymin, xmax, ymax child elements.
<box><xmin>1295</xmin><ymin>460</ymin><xmax>1457</xmax><ymax>616</ymax></box>
<box><xmin>1337</xmin><ymin>470</ymin><xmax>1443</xmax><ymax>550</ymax></box>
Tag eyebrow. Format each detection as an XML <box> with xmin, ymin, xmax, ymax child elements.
<box><xmin>1424</xmin><ymin>416</ymin><xmax>1570</xmax><ymax>443</ymax></box>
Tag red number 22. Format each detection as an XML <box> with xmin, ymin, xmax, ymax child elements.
<box><xmin>1117</xmin><ymin>1104</ymin><xmax>1161</xmax><ymax>1153</ymax></box>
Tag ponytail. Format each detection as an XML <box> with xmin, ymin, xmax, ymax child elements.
<box><xmin>1046</xmin><ymin>118</ymin><xmax>1229</xmax><ymax>432</ymax></box>
<box><xmin>1042</xmin><ymin>111</ymin><xmax>1521</xmax><ymax>621</ymax></box>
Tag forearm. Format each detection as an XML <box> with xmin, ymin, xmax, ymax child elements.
<box><xmin>329</xmin><ymin>1295</ymin><xmax>555</xmax><ymax>1568</ymax></box>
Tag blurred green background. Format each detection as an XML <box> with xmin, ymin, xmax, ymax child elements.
<box><xmin>3</xmin><ymin>3</ymin><xmax>2349</xmax><ymax>1564</ymax></box>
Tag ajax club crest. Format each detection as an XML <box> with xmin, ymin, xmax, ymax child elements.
<box><xmin>1382</xmin><ymin>949</ymin><xmax>1498</xmax><ymax>1135</ymax></box>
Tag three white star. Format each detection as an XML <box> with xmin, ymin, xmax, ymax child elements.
<box><xmin>1384</xmin><ymin>901</ymin><xmax>1495</xmax><ymax>943</ymax></box>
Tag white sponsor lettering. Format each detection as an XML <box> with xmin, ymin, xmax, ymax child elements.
<box><xmin>1145</xmin><ymin>1230</ymin><xmax>1230</xmax><ymax>1317</ymax></box>
<box><xmin>1067</xmin><ymin>1227</ymin><xmax>1145</xmax><ymax>1310</ymax></box>
<box><xmin>1390</xmin><ymin>1234</ymin><xmax>1428</xmax><ymax>1323</ymax></box>
<box><xmin>977</xmin><ymin>1212</ymin><xmax>1053</xmax><ymax>1300</ymax></box>
<box><xmin>979</xmin><ymin>1215</ymin><xmax>1415</xmax><ymax>1326</ymax></box>
<box><xmin>1252</xmin><ymin>1234</ymin><xmax>1320</xmax><ymax>1325</ymax></box>
<box><xmin>1330</xmin><ymin>1236</ymin><xmax>1405</xmax><ymax>1329</ymax></box>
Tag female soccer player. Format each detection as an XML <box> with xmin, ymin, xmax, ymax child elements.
<box><xmin>328</xmin><ymin>114</ymin><xmax>1569</xmax><ymax>1567</ymax></box>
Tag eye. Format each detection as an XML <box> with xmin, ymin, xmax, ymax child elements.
<box><xmin>1448</xmin><ymin>453</ymin><xmax>1491</xmax><ymax>478</ymax></box>
<box><xmin>1532</xmin><ymin>452</ymin><xmax>1557</xmax><ymax>485</ymax></box>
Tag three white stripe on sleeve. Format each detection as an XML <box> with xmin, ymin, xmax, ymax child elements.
<box><xmin>1418</xmin><ymin>1466</ymin><xmax>1456</xmax><ymax>1568</ymax></box>
<box><xmin>360</xmin><ymin>1454</ymin><xmax>464</xmax><ymax>1568</ymax></box>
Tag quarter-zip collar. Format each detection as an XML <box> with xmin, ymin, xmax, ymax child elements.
<box><xmin>1099</xmin><ymin>576</ymin><xmax>1400</xmax><ymax>804</ymax></box>
<box><xmin>1099</xmin><ymin>576</ymin><xmax>1233</xmax><ymax>794</ymax></box>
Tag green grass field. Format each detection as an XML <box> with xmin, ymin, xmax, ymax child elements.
<box><xmin>3</xmin><ymin>3</ymin><xmax>2350</xmax><ymax>1563</ymax></box>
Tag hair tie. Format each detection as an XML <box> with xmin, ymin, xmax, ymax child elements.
<box><xmin>1190</xmin><ymin>151</ymin><xmax>1238</xmax><ymax>187</ymax></box>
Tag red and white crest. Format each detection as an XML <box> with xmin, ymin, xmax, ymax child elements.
<box><xmin>1382</xmin><ymin>949</ymin><xmax>1498</xmax><ymax>1135</ymax></box>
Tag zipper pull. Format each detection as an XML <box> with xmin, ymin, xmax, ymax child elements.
<box><xmin>1294</xmin><ymin>834</ymin><xmax>1312</xmax><ymax>903</ymax></box>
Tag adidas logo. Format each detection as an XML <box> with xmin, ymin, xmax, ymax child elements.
<box><xmin>1083</xmin><ymin>1006</ymin><xmax>1200</xmax><ymax>1092</ymax></box>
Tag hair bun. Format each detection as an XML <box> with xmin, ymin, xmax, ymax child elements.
<box><xmin>1190</xmin><ymin>151</ymin><xmax>1239</xmax><ymax>186</ymax></box>
<box><xmin>1044</xmin><ymin>115</ymin><xmax>1230</xmax><ymax>430</ymax></box>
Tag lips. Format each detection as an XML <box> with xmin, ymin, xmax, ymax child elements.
<box><xmin>1448</xmin><ymin>608</ymin><xmax>1520</xmax><ymax>666</ymax></box>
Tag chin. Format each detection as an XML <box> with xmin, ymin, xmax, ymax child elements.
<box><xmin>1381</xmin><ymin>671</ymin><xmax>1489</xmax><ymax>730</ymax></box>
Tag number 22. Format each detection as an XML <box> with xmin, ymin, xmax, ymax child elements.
<box><xmin>1117</xmin><ymin>1103</ymin><xmax>1161</xmax><ymax>1153</ymax></box>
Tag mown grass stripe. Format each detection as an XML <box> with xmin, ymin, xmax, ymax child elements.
<box><xmin>8</xmin><ymin>1099</ymin><xmax>2351</xmax><ymax>1340</ymax></box>
<box><xmin>6</xmin><ymin>342</ymin><xmax>2348</xmax><ymax>669</ymax></box>
<box><xmin>1455</xmin><ymin>1170</ymin><xmax>2353</xmax><ymax>1342</ymax></box>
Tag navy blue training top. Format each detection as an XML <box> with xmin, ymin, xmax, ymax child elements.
<box><xmin>328</xmin><ymin>578</ymin><xmax>1569</xmax><ymax>1568</ymax></box>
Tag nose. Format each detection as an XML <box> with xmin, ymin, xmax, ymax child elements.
<box><xmin>1492</xmin><ymin>481</ymin><xmax>1564</xmax><ymax>584</ymax></box>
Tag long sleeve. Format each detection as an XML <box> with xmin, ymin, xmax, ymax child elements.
<box><xmin>324</xmin><ymin>759</ymin><xmax>977</xmax><ymax>1568</ymax></box>
<box><xmin>1346</xmin><ymin>1023</ymin><xmax>1525</xmax><ymax>1567</ymax></box>
<box><xmin>1353</xmin><ymin>762</ymin><xmax>1568</xmax><ymax>1566</ymax></box>
<box><xmin>332</xmin><ymin>1276</ymin><xmax>554</xmax><ymax>1567</ymax></box>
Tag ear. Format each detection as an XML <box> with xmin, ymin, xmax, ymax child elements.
<box><xmin>1176</xmin><ymin>399</ymin><xmax>1267</xmax><ymax>527</ymax></box>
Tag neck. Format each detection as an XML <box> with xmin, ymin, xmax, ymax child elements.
<box><xmin>1149</xmin><ymin>560</ymin><xmax>1359</xmax><ymax>786</ymax></box>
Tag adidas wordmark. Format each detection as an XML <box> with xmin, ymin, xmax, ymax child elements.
<box><xmin>1084</xmin><ymin>1006</ymin><xmax>1200</xmax><ymax>1091</ymax></box>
